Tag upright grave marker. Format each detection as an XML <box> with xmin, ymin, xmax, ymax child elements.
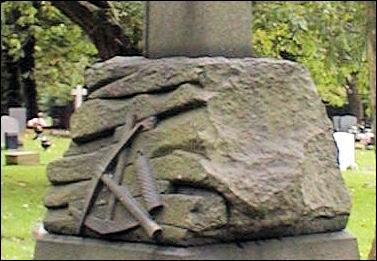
<box><xmin>71</xmin><ymin>85</ymin><xmax>88</xmax><ymax>109</ymax></box>
<box><xmin>9</xmin><ymin>107</ymin><xmax>27</xmax><ymax>132</ymax></box>
<box><xmin>1</xmin><ymin>116</ymin><xmax>19</xmax><ymax>148</ymax></box>
<box><xmin>333</xmin><ymin>115</ymin><xmax>357</xmax><ymax>132</ymax></box>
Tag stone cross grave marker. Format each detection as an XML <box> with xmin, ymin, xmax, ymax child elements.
<box><xmin>1</xmin><ymin>116</ymin><xmax>19</xmax><ymax>148</ymax></box>
<box><xmin>9</xmin><ymin>107</ymin><xmax>27</xmax><ymax>132</ymax></box>
<box><xmin>71</xmin><ymin>85</ymin><xmax>88</xmax><ymax>109</ymax></box>
<box><xmin>144</xmin><ymin>1</ymin><xmax>252</xmax><ymax>58</ymax></box>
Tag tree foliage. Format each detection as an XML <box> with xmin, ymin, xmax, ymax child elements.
<box><xmin>1</xmin><ymin>1</ymin><xmax>371</xmax><ymax>119</ymax></box>
<box><xmin>1</xmin><ymin>1</ymin><xmax>98</xmax><ymax>113</ymax></box>
<box><xmin>33</xmin><ymin>2</ymin><xmax>98</xmax><ymax>107</ymax></box>
<box><xmin>252</xmin><ymin>1</ymin><xmax>369</xmax><ymax>115</ymax></box>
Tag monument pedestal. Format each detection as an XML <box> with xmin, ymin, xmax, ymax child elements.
<box><xmin>33</xmin><ymin>225</ymin><xmax>359</xmax><ymax>260</ymax></box>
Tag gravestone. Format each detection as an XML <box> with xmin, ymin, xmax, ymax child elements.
<box><xmin>71</xmin><ymin>85</ymin><xmax>88</xmax><ymax>109</ymax></box>
<box><xmin>340</xmin><ymin>115</ymin><xmax>357</xmax><ymax>132</ymax></box>
<box><xmin>333</xmin><ymin>132</ymin><xmax>357</xmax><ymax>171</ymax></box>
<box><xmin>1</xmin><ymin>116</ymin><xmax>19</xmax><ymax>148</ymax></box>
<box><xmin>34</xmin><ymin>1</ymin><xmax>359</xmax><ymax>260</ymax></box>
<box><xmin>9</xmin><ymin>107</ymin><xmax>27</xmax><ymax>132</ymax></box>
<box><xmin>333</xmin><ymin>115</ymin><xmax>341</xmax><ymax>132</ymax></box>
<box><xmin>5</xmin><ymin>132</ymin><xmax>18</xmax><ymax>150</ymax></box>
<box><xmin>333</xmin><ymin>115</ymin><xmax>357</xmax><ymax>132</ymax></box>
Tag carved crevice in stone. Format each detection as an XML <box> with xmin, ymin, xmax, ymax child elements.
<box><xmin>156</xmin><ymin>100</ymin><xmax>206</xmax><ymax>121</ymax></box>
<box><xmin>44</xmin><ymin>180</ymin><xmax>92</xmax><ymax>208</ymax></box>
<box><xmin>93</xmin><ymin>80</ymin><xmax>204</xmax><ymax>100</ymax></box>
<box><xmin>47</xmin><ymin>145</ymin><xmax>116</xmax><ymax>185</ymax></box>
<box><xmin>72</xmin><ymin>124</ymin><xmax>120</xmax><ymax>144</ymax></box>
<box><xmin>149</xmin><ymin>137</ymin><xmax>208</xmax><ymax>160</ymax></box>
<box><xmin>169</xmin><ymin>183</ymin><xmax>231</xmax><ymax>226</ymax></box>
<box><xmin>85</xmin><ymin>57</ymin><xmax>149</xmax><ymax>92</ymax></box>
<box><xmin>71</xmin><ymin>84</ymin><xmax>215</xmax><ymax>143</ymax></box>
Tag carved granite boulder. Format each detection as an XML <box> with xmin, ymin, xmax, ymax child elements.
<box><xmin>43</xmin><ymin>56</ymin><xmax>351</xmax><ymax>246</ymax></box>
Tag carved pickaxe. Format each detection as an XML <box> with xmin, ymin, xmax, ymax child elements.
<box><xmin>75</xmin><ymin>116</ymin><xmax>161</xmax><ymax>238</ymax></box>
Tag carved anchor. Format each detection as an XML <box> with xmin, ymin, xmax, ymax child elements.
<box><xmin>73</xmin><ymin>116</ymin><xmax>163</xmax><ymax>239</ymax></box>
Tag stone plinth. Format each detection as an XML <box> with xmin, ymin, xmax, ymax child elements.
<box><xmin>5</xmin><ymin>151</ymin><xmax>40</xmax><ymax>165</ymax></box>
<box><xmin>33</xmin><ymin>225</ymin><xmax>359</xmax><ymax>260</ymax></box>
<box><xmin>43</xmin><ymin>57</ymin><xmax>352</xmax><ymax>246</ymax></box>
<box><xmin>144</xmin><ymin>2</ymin><xmax>252</xmax><ymax>58</ymax></box>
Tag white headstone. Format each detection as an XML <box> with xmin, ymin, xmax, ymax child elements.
<box><xmin>1</xmin><ymin>116</ymin><xmax>20</xmax><ymax>147</ymax></box>
<box><xmin>71</xmin><ymin>85</ymin><xmax>88</xmax><ymax>109</ymax></box>
<box><xmin>333</xmin><ymin>132</ymin><xmax>357</xmax><ymax>171</ymax></box>
<box><xmin>9</xmin><ymin>107</ymin><xmax>27</xmax><ymax>132</ymax></box>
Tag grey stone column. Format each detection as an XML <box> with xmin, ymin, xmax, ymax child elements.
<box><xmin>143</xmin><ymin>1</ymin><xmax>252</xmax><ymax>58</ymax></box>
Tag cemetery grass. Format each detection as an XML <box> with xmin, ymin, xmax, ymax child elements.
<box><xmin>1</xmin><ymin>130</ymin><xmax>70</xmax><ymax>260</ymax></box>
<box><xmin>344</xmin><ymin>148</ymin><xmax>376</xmax><ymax>260</ymax></box>
<box><xmin>0</xmin><ymin>132</ymin><xmax>376</xmax><ymax>260</ymax></box>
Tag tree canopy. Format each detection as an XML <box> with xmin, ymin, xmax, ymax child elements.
<box><xmin>1</xmin><ymin>1</ymin><xmax>372</xmax><ymax>121</ymax></box>
<box><xmin>252</xmin><ymin>1</ymin><xmax>369</xmax><ymax>120</ymax></box>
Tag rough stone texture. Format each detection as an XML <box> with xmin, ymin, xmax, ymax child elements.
<box><xmin>44</xmin><ymin>56</ymin><xmax>351</xmax><ymax>246</ymax></box>
<box><xmin>45</xmin><ymin>192</ymin><xmax>227</xmax><ymax>245</ymax></box>
<box><xmin>144</xmin><ymin>2</ymin><xmax>252</xmax><ymax>58</ymax></box>
<box><xmin>34</xmin><ymin>227</ymin><xmax>360</xmax><ymax>260</ymax></box>
<box><xmin>47</xmin><ymin>145</ymin><xmax>115</xmax><ymax>184</ymax></box>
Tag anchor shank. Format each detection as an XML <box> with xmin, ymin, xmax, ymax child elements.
<box><xmin>101</xmin><ymin>174</ymin><xmax>162</xmax><ymax>239</ymax></box>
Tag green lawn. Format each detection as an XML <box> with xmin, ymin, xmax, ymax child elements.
<box><xmin>344</xmin><ymin>149</ymin><xmax>376</xmax><ymax>260</ymax></box>
<box><xmin>1</xmin><ymin>130</ymin><xmax>71</xmax><ymax>260</ymax></box>
<box><xmin>0</xmin><ymin>131</ymin><xmax>376</xmax><ymax>260</ymax></box>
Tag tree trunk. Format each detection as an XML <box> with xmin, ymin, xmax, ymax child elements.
<box><xmin>1</xmin><ymin>52</ymin><xmax>9</xmax><ymax>115</ymax></box>
<box><xmin>19</xmin><ymin>35</ymin><xmax>39</xmax><ymax>120</ymax></box>
<box><xmin>366</xmin><ymin>1</ymin><xmax>376</xmax><ymax>260</ymax></box>
<box><xmin>346</xmin><ymin>73</ymin><xmax>364</xmax><ymax>123</ymax></box>
<box><xmin>51</xmin><ymin>1</ymin><xmax>140</xmax><ymax>60</ymax></box>
<box><xmin>3</xmin><ymin>52</ymin><xmax>23</xmax><ymax>110</ymax></box>
<box><xmin>369</xmin><ymin>235</ymin><xmax>376</xmax><ymax>260</ymax></box>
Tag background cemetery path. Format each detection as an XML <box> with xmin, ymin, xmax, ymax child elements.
<box><xmin>0</xmin><ymin>130</ymin><xmax>376</xmax><ymax>260</ymax></box>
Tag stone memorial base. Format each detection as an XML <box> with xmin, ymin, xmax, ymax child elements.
<box><xmin>33</xmin><ymin>225</ymin><xmax>359</xmax><ymax>260</ymax></box>
<box><xmin>5</xmin><ymin>150</ymin><xmax>40</xmax><ymax>165</ymax></box>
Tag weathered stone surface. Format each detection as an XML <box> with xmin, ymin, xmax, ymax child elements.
<box><xmin>88</xmin><ymin>61</ymin><xmax>203</xmax><ymax>99</ymax></box>
<box><xmin>44</xmin><ymin>57</ymin><xmax>351</xmax><ymax>246</ymax></box>
<box><xmin>45</xmin><ymin>180</ymin><xmax>172</xmax><ymax>208</ymax></box>
<box><xmin>44</xmin><ymin>209</ymin><xmax>77</xmax><ymax>235</ymax></box>
<box><xmin>34</xmin><ymin>229</ymin><xmax>360</xmax><ymax>260</ymax></box>
<box><xmin>144</xmin><ymin>2</ymin><xmax>252</xmax><ymax>58</ymax></box>
<box><xmin>44</xmin><ymin>181</ymin><xmax>91</xmax><ymax>208</ymax></box>
<box><xmin>64</xmin><ymin>137</ymin><xmax>115</xmax><ymax>157</ymax></box>
<box><xmin>71</xmin><ymin>83</ymin><xmax>215</xmax><ymax>142</ymax></box>
<box><xmin>85</xmin><ymin>56</ymin><xmax>148</xmax><ymax>92</ymax></box>
<box><xmin>44</xmin><ymin>192</ymin><xmax>227</xmax><ymax>245</ymax></box>
<box><xmin>156</xmin><ymin>193</ymin><xmax>227</xmax><ymax>233</ymax></box>
<box><xmin>47</xmin><ymin>146</ymin><xmax>114</xmax><ymax>184</ymax></box>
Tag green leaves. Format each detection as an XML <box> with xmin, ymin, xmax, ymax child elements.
<box><xmin>1</xmin><ymin>1</ymin><xmax>98</xmax><ymax>109</ymax></box>
<box><xmin>252</xmin><ymin>1</ymin><xmax>369</xmax><ymax>109</ymax></box>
